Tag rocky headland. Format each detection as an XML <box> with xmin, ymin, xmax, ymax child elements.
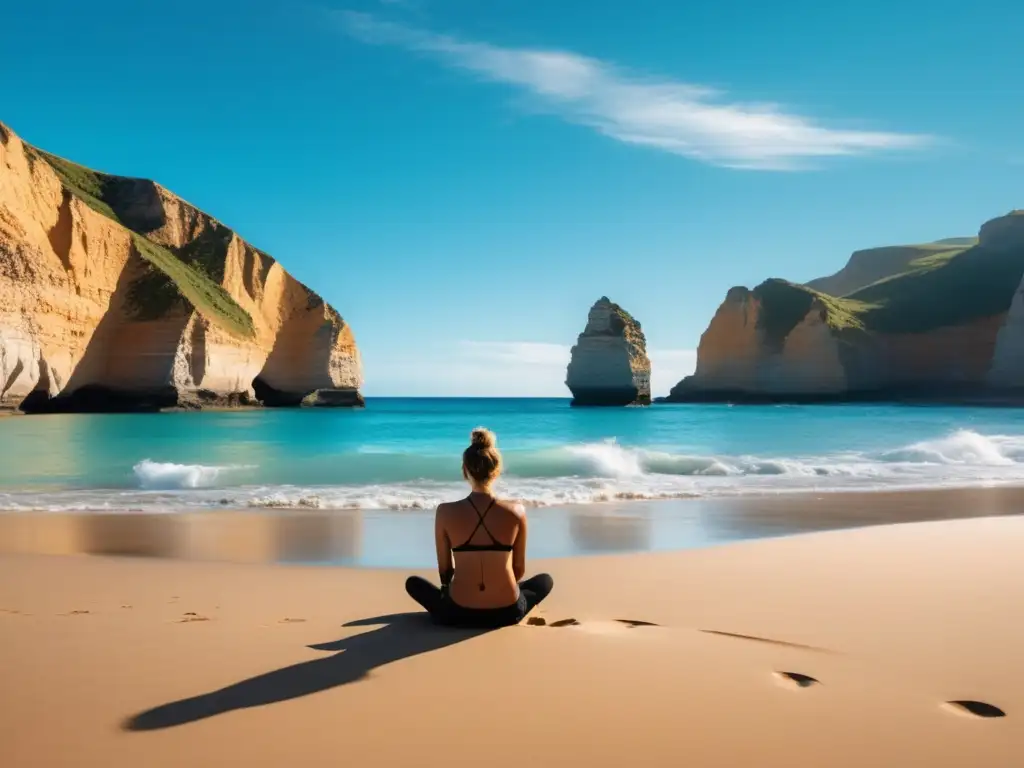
<box><xmin>665</xmin><ymin>211</ymin><xmax>1024</xmax><ymax>404</ymax></box>
<box><xmin>566</xmin><ymin>297</ymin><xmax>651</xmax><ymax>406</ymax></box>
<box><xmin>0</xmin><ymin>122</ymin><xmax>363</xmax><ymax>413</ymax></box>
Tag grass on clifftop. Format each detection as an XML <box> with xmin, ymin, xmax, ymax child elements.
<box><xmin>35</xmin><ymin>150</ymin><xmax>123</xmax><ymax>223</ymax></box>
<box><xmin>129</xmin><ymin>235</ymin><xmax>255</xmax><ymax>338</ymax></box>
<box><xmin>759</xmin><ymin>239</ymin><xmax>1024</xmax><ymax>344</ymax></box>
<box><xmin>753</xmin><ymin>279</ymin><xmax>869</xmax><ymax>349</ymax></box>
<box><xmin>32</xmin><ymin>145</ymin><xmax>255</xmax><ymax>338</ymax></box>
<box><xmin>848</xmin><ymin>243</ymin><xmax>1024</xmax><ymax>334</ymax></box>
<box><xmin>172</xmin><ymin>223</ymin><xmax>234</xmax><ymax>283</ymax></box>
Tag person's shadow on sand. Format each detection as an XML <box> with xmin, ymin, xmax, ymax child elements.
<box><xmin>123</xmin><ymin>612</ymin><xmax>489</xmax><ymax>731</ymax></box>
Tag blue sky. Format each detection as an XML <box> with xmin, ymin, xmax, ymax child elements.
<box><xmin>4</xmin><ymin>0</ymin><xmax>1022</xmax><ymax>395</ymax></box>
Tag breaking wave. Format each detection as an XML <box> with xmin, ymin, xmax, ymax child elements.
<box><xmin>132</xmin><ymin>460</ymin><xmax>253</xmax><ymax>490</ymax></box>
<box><xmin>4</xmin><ymin>430</ymin><xmax>1024</xmax><ymax>513</ymax></box>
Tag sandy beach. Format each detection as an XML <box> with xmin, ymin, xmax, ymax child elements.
<box><xmin>2</xmin><ymin>509</ymin><xmax>1021</xmax><ymax>767</ymax></box>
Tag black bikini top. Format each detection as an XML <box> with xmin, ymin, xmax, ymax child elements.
<box><xmin>451</xmin><ymin>495</ymin><xmax>514</xmax><ymax>553</ymax></box>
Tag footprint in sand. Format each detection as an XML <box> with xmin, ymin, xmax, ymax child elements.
<box><xmin>525</xmin><ymin>617</ymin><xmax>661</xmax><ymax>632</ymax></box>
<box><xmin>279</xmin><ymin>618</ymin><xmax>306</xmax><ymax>624</ymax></box>
<box><xmin>530</xmin><ymin>617</ymin><xmax>661</xmax><ymax>632</ymax></box>
<box><xmin>774</xmin><ymin>671</ymin><xmax>820</xmax><ymax>689</ymax></box>
<box><xmin>178</xmin><ymin>612</ymin><xmax>211</xmax><ymax>623</ymax></box>
<box><xmin>61</xmin><ymin>610</ymin><xmax>91</xmax><ymax>616</ymax></box>
<box><xmin>943</xmin><ymin>700</ymin><xmax>1006</xmax><ymax>718</ymax></box>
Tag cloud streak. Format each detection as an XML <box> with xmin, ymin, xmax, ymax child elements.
<box><xmin>338</xmin><ymin>11</ymin><xmax>931</xmax><ymax>170</ymax></box>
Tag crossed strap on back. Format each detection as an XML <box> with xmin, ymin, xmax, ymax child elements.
<box><xmin>451</xmin><ymin>495</ymin><xmax>513</xmax><ymax>552</ymax></box>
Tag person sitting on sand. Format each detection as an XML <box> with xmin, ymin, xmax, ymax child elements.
<box><xmin>405</xmin><ymin>428</ymin><xmax>553</xmax><ymax>628</ymax></box>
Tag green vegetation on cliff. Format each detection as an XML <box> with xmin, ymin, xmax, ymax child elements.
<box><xmin>806</xmin><ymin>241</ymin><xmax>971</xmax><ymax>297</ymax></box>
<box><xmin>33</xmin><ymin>148</ymin><xmax>255</xmax><ymax>338</ymax></box>
<box><xmin>35</xmin><ymin>150</ymin><xmax>123</xmax><ymax>223</ymax></box>
<box><xmin>753</xmin><ymin>279</ymin><xmax>868</xmax><ymax>350</ymax></box>
<box><xmin>757</xmin><ymin>237</ymin><xmax>1024</xmax><ymax>344</ymax></box>
<box><xmin>129</xmin><ymin>236</ymin><xmax>255</xmax><ymax>337</ymax></box>
<box><xmin>848</xmin><ymin>243</ymin><xmax>1024</xmax><ymax>333</ymax></box>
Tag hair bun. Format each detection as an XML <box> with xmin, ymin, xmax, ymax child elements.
<box><xmin>470</xmin><ymin>427</ymin><xmax>496</xmax><ymax>449</ymax></box>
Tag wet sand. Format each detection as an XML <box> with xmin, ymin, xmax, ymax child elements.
<box><xmin>1</xmin><ymin>513</ymin><xmax>1021</xmax><ymax>767</ymax></box>
<box><xmin>2</xmin><ymin>485</ymin><xmax>1024</xmax><ymax>566</ymax></box>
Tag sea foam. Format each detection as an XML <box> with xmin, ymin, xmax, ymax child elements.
<box><xmin>5</xmin><ymin>429</ymin><xmax>1022</xmax><ymax>513</ymax></box>
<box><xmin>132</xmin><ymin>460</ymin><xmax>248</xmax><ymax>490</ymax></box>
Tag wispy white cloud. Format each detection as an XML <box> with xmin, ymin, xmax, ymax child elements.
<box><xmin>363</xmin><ymin>340</ymin><xmax>695</xmax><ymax>397</ymax></box>
<box><xmin>337</xmin><ymin>11</ymin><xmax>931</xmax><ymax>170</ymax></box>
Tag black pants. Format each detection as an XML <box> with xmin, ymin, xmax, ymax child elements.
<box><xmin>405</xmin><ymin>573</ymin><xmax>554</xmax><ymax>629</ymax></box>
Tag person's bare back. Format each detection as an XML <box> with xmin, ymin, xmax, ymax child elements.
<box><xmin>439</xmin><ymin>494</ymin><xmax>525</xmax><ymax>608</ymax></box>
<box><xmin>405</xmin><ymin>428</ymin><xmax>553</xmax><ymax>628</ymax></box>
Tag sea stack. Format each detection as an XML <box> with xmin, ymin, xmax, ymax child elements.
<box><xmin>0</xmin><ymin>121</ymin><xmax>363</xmax><ymax>412</ymax></box>
<box><xmin>565</xmin><ymin>297</ymin><xmax>651</xmax><ymax>406</ymax></box>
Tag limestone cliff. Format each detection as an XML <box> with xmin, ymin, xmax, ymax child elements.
<box><xmin>668</xmin><ymin>211</ymin><xmax>1024</xmax><ymax>403</ymax></box>
<box><xmin>986</xmin><ymin>213</ymin><xmax>1024</xmax><ymax>390</ymax></box>
<box><xmin>566</xmin><ymin>297</ymin><xmax>651</xmax><ymax>406</ymax></box>
<box><xmin>0</xmin><ymin>122</ymin><xmax>362</xmax><ymax>411</ymax></box>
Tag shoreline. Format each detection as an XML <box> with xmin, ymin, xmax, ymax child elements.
<box><xmin>2</xmin><ymin>515</ymin><xmax>1021</xmax><ymax>766</ymax></box>
<box><xmin>660</xmin><ymin>383</ymin><xmax>1024</xmax><ymax>407</ymax></box>
<box><xmin>4</xmin><ymin>390</ymin><xmax>1024</xmax><ymax>413</ymax></box>
<box><xmin>3</xmin><ymin>484</ymin><xmax>1023</xmax><ymax>567</ymax></box>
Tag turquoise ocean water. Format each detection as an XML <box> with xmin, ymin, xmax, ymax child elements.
<box><xmin>2</xmin><ymin>398</ymin><xmax>1024</xmax><ymax>514</ymax></box>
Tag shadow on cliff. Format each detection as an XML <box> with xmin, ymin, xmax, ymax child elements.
<box><xmin>20</xmin><ymin>247</ymin><xmax>181</xmax><ymax>413</ymax></box>
<box><xmin>122</xmin><ymin>611</ymin><xmax>489</xmax><ymax>731</ymax></box>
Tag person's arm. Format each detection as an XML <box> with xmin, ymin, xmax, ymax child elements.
<box><xmin>511</xmin><ymin>506</ymin><xmax>527</xmax><ymax>582</ymax></box>
<box><xmin>435</xmin><ymin>505</ymin><xmax>454</xmax><ymax>590</ymax></box>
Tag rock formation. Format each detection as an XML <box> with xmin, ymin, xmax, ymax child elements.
<box><xmin>566</xmin><ymin>297</ymin><xmax>651</xmax><ymax>406</ymax></box>
<box><xmin>0</xmin><ymin>121</ymin><xmax>363</xmax><ymax>412</ymax></box>
<box><xmin>667</xmin><ymin>211</ymin><xmax>1024</xmax><ymax>403</ymax></box>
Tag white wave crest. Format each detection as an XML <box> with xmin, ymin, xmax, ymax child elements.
<box><xmin>133</xmin><ymin>460</ymin><xmax>250</xmax><ymax>490</ymax></box>
<box><xmin>8</xmin><ymin>429</ymin><xmax>1024</xmax><ymax>514</ymax></box>
<box><xmin>878</xmin><ymin>430</ymin><xmax>1024</xmax><ymax>466</ymax></box>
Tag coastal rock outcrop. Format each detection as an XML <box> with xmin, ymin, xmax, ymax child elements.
<box><xmin>988</xmin><ymin>268</ymin><xmax>1024</xmax><ymax>391</ymax></box>
<box><xmin>565</xmin><ymin>297</ymin><xmax>651</xmax><ymax>406</ymax></box>
<box><xmin>668</xmin><ymin>211</ymin><xmax>1024</xmax><ymax>403</ymax></box>
<box><xmin>0</xmin><ymin>121</ymin><xmax>363</xmax><ymax>412</ymax></box>
<box><xmin>669</xmin><ymin>281</ymin><xmax>848</xmax><ymax>400</ymax></box>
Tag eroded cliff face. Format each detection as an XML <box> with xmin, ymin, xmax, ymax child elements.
<box><xmin>0</xmin><ymin>122</ymin><xmax>363</xmax><ymax>411</ymax></box>
<box><xmin>566</xmin><ymin>297</ymin><xmax>651</xmax><ymax>406</ymax></box>
<box><xmin>676</xmin><ymin>287</ymin><xmax>847</xmax><ymax>397</ymax></box>
<box><xmin>670</xmin><ymin>211</ymin><xmax>1024</xmax><ymax>403</ymax></box>
<box><xmin>988</xmin><ymin>272</ymin><xmax>1024</xmax><ymax>390</ymax></box>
